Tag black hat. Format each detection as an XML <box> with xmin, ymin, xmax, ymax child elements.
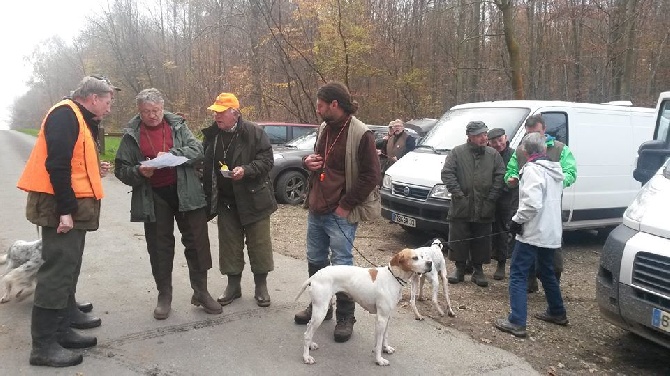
<box><xmin>487</xmin><ymin>128</ymin><xmax>505</xmax><ymax>139</ymax></box>
<box><xmin>465</xmin><ymin>121</ymin><xmax>488</xmax><ymax>136</ymax></box>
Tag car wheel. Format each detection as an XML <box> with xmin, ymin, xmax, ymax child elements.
<box><xmin>276</xmin><ymin>170</ymin><xmax>308</xmax><ymax>205</ymax></box>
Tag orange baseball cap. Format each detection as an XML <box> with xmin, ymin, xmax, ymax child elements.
<box><xmin>208</xmin><ymin>93</ymin><xmax>240</xmax><ymax>112</ymax></box>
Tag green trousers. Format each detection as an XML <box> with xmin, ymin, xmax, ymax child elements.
<box><xmin>34</xmin><ymin>227</ymin><xmax>86</xmax><ymax>309</ymax></box>
<box><xmin>216</xmin><ymin>204</ymin><xmax>274</xmax><ymax>275</ymax></box>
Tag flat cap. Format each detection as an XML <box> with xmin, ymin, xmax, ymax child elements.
<box><xmin>465</xmin><ymin>121</ymin><xmax>488</xmax><ymax>136</ymax></box>
<box><xmin>487</xmin><ymin>128</ymin><xmax>505</xmax><ymax>139</ymax></box>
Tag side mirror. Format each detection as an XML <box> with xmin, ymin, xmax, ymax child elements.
<box><xmin>634</xmin><ymin>140</ymin><xmax>670</xmax><ymax>184</ymax></box>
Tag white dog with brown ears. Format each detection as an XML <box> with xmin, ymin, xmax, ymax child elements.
<box><xmin>0</xmin><ymin>239</ymin><xmax>44</xmax><ymax>303</ymax></box>
<box><xmin>409</xmin><ymin>238</ymin><xmax>456</xmax><ymax>320</ymax></box>
<box><xmin>295</xmin><ymin>248</ymin><xmax>433</xmax><ymax>366</ymax></box>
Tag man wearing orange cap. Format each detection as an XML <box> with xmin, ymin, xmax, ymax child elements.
<box><xmin>201</xmin><ymin>93</ymin><xmax>277</xmax><ymax>308</ymax></box>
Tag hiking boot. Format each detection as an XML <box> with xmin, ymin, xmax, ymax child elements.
<box><xmin>294</xmin><ymin>303</ymin><xmax>333</xmax><ymax>325</ymax></box>
<box><xmin>493</xmin><ymin>261</ymin><xmax>506</xmax><ymax>280</ymax></box>
<box><xmin>333</xmin><ymin>316</ymin><xmax>356</xmax><ymax>343</ymax></box>
<box><xmin>217</xmin><ymin>274</ymin><xmax>242</xmax><ymax>306</ymax></box>
<box><xmin>494</xmin><ymin>318</ymin><xmax>527</xmax><ymax>338</ymax></box>
<box><xmin>534</xmin><ymin>311</ymin><xmax>569</xmax><ymax>326</ymax></box>
<box><xmin>471</xmin><ymin>264</ymin><xmax>489</xmax><ymax>287</ymax></box>
<box><xmin>447</xmin><ymin>262</ymin><xmax>465</xmax><ymax>284</ymax></box>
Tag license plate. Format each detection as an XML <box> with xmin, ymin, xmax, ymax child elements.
<box><xmin>651</xmin><ymin>308</ymin><xmax>670</xmax><ymax>333</ymax></box>
<box><xmin>392</xmin><ymin>213</ymin><xmax>416</xmax><ymax>227</ymax></box>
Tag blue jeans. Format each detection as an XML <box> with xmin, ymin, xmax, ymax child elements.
<box><xmin>306</xmin><ymin>212</ymin><xmax>358</xmax><ymax>266</ymax></box>
<box><xmin>508</xmin><ymin>241</ymin><xmax>566</xmax><ymax>326</ymax></box>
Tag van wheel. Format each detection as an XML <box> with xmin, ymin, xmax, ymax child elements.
<box><xmin>275</xmin><ymin>171</ymin><xmax>307</xmax><ymax>205</ymax></box>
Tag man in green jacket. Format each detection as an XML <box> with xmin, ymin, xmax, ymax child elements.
<box><xmin>441</xmin><ymin>121</ymin><xmax>506</xmax><ymax>287</ymax></box>
<box><xmin>115</xmin><ymin>88</ymin><xmax>221</xmax><ymax>320</ymax></box>
<box><xmin>504</xmin><ymin>114</ymin><xmax>577</xmax><ymax>290</ymax></box>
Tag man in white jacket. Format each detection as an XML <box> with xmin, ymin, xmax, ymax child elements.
<box><xmin>494</xmin><ymin>132</ymin><xmax>569</xmax><ymax>338</ymax></box>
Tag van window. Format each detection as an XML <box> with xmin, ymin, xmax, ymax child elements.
<box><xmin>421</xmin><ymin>107</ymin><xmax>530</xmax><ymax>151</ymax></box>
<box><xmin>541</xmin><ymin>112</ymin><xmax>568</xmax><ymax>144</ymax></box>
<box><xmin>655</xmin><ymin>100</ymin><xmax>670</xmax><ymax>143</ymax></box>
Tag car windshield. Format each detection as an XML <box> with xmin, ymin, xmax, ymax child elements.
<box><xmin>420</xmin><ymin>107</ymin><xmax>531</xmax><ymax>151</ymax></box>
<box><xmin>285</xmin><ymin>131</ymin><xmax>317</xmax><ymax>149</ymax></box>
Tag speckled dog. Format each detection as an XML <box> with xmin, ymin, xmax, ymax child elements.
<box><xmin>0</xmin><ymin>239</ymin><xmax>44</xmax><ymax>303</ymax></box>
<box><xmin>295</xmin><ymin>248</ymin><xmax>433</xmax><ymax>366</ymax></box>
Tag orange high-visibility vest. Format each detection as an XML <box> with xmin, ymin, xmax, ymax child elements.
<box><xmin>17</xmin><ymin>100</ymin><xmax>104</xmax><ymax>199</ymax></box>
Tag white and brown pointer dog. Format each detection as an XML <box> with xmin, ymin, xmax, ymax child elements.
<box><xmin>295</xmin><ymin>248</ymin><xmax>433</xmax><ymax>366</ymax></box>
<box><xmin>0</xmin><ymin>239</ymin><xmax>44</xmax><ymax>303</ymax></box>
<box><xmin>409</xmin><ymin>238</ymin><xmax>456</xmax><ymax>320</ymax></box>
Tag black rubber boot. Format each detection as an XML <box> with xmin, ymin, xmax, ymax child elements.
<box><xmin>447</xmin><ymin>262</ymin><xmax>466</xmax><ymax>284</ymax></box>
<box><xmin>190</xmin><ymin>271</ymin><xmax>223</xmax><ymax>314</ymax></box>
<box><xmin>68</xmin><ymin>295</ymin><xmax>101</xmax><ymax>329</ymax></box>
<box><xmin>294</xmin><ymin>263</ymin><xmax>332</xmax><ymax>325</ymax></box>
<box><xmin>471</xmin><ymin>264</ymin><xmax>489</xmax><ymax>287</ymax></box>
<box><xmin>57</xmin><ymin>307</ymin><xmax>97</xmax><ymax>349</ymax></box>
<box><xmin>76</xmin><ymin>301</ymin><xmax>93</xmax><ymax>313</ymax></box>
<box><xmin>30</xmin><ymin>306</ymin><xmax>83</xmax><ymax>367</ymax></box>
<box><xmin>493</xmin><ymin>260</ymin><xmax>506</xmax><ymax>280</ymax></box>
<box><xmin>154</xmin><ymin>274</ymin><xmax>172</xmax><ymax>320</ymax></box>
<box><xmin>333</xmin><ymin>292</ymin><xmax>356</xmax><ymax>343</ymax></box>
<box><xmin>254</xmin><ymin>273</ymin><xmax>271</xmax><ymax>307</ymax></box>
<box><xmin>217</xmin><ymin>274</ymin><xmax>242</xmax><ymax>306</ymax></box>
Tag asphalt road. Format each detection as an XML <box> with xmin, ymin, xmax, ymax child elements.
<box><xmin>0</xmin><ymin>130</ymin><xmax>538</xmax><ymax>375</ymax></box>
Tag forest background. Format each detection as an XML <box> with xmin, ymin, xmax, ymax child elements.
<box><xmin>9</xmin><ymin>0</ymin><xmax>670</xmax><ymax>133</ymax></box>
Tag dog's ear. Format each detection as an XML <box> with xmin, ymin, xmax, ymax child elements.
<box><xmin>431</xmin><ymin>238</ymin><xmax>445</xmax><ymax>250</ymax></box>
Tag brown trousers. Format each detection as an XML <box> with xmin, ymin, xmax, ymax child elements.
<box><xmin>144</xmin><ymin>190</ymin><xmax>212</xmax><ymax>288</ymax></box>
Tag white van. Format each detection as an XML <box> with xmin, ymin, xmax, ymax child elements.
<box><xmin>380</xmin><ymin>100</ymin><xmax>655</xmax><ymax>235</ymax></box>
<box><xmin>596</xmin><ymin>158</ymin><xmax>670</xmax><ymax>349</ymax></box>
<box><xmin>596</xmin><ymin>91</ymin><xmax>670</xmax><ymax>349</ymax></box>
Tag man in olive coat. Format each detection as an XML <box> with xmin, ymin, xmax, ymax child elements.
<box><xmin>441</xmin><ymin>121</ymin><xmax>505</xmax><ymax>287</ymax></box>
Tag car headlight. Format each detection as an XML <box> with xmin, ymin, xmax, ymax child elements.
<box><xmin>273</xmin><ymin>153</ymin><xmax>284</xmax><ymax>161</ymax></box>
<box><xmin>382</xmin><ymin>174</ymin><xmax>392</xmax><ymax>189</ymax></box>
<box><xmin>624</xmin><ymin>175</ymin><xmax>669</xmax><ymax>222</ymax></box>
<box><xmin>429</xmin><ymin>184</ymin><xmax>451</xmax><ymax>200</ymax></box>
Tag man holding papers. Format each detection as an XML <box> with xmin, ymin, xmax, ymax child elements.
<box><xmin>114</xmin><ymin>88</ymin><xmax>222</xmax><ymax>320</ymax></box>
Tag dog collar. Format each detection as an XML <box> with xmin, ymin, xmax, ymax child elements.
<box><xmin>387</xmin><ymin>266</ymin><xmax>408</xmax><ymax>286</ymax></box>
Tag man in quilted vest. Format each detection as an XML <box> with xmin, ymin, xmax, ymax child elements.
<box><xmin>294</xmin><ymin>81</ymin><xmax>380</xmax><ymax>343</ymax></box>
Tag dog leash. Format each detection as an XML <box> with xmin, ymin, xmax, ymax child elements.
<box><xmin>387</xmin><ymin>266</ymin><xmax>408</xmax><ymax>286</ymax></box>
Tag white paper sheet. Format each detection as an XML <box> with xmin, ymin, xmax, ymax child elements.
<box><xmin>140</xmin><ymin>153</ymin><xmax>189</xmax><ymax>168</ymax></box>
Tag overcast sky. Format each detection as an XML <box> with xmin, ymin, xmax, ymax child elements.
<box><xmin>0</xmin><ymin>1</ymin><xmax>105</xmax><ymax>130</ymax></box>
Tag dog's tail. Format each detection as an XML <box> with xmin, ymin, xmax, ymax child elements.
<box><xmin>294</xmin><ymin>277</ymin><xmax>312</xmax><ymax>301</ymax></box>
<box><xmin>0</xmin><ymin>253</ymin><xmax>6</xmax><ymax>265</ymax></box>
